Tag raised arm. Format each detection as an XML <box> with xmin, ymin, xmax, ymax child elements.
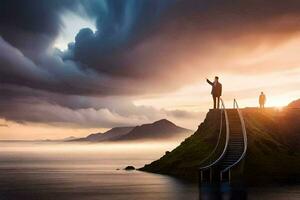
<box><xmin>206</xmin><ymin>79</ymin><xmax>213</xmax><ymax>86</ymax></box>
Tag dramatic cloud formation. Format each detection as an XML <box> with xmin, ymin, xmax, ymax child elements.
<box><xmin>1</xmin><ymin>0</ymin><xmax>300</xmax><ymax>136</ymax></box>
<box><xmin>0</xmin><ymin>0</ymin><xmax>177</xmax><ymax>129</ymax></box>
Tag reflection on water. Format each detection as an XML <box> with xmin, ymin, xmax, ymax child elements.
<box><xmin>0</xmin><ymin>142</ymin><xmax>299</xmax><ymax>200</ymax></box>
<box><xmin>0</xmin><ymin>141</ymin><xmax>198</xmax><ymax>200</ymax></box>
<box><xmin>199</xmin><ymin>183</ymin><xmax>300</xmax><ymax>200</ymax></box>
<box><xmin>199</xmin><ymin>183</ymin><xmax>247</xmax><ymax>200</ymax></box>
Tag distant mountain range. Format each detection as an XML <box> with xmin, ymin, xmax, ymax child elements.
<box><xmin>73</xmin><ymin>127</ymin><xmax>134</xmax><ymax>142</ymax></box>
<box><xmin>71</xmin><ymin>119</ymin><xmax>193</xmax><ymax>142</ymax></box>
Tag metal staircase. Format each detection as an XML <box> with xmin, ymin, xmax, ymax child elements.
<box><xmin>199</xmin><ymin>98</ymin><xmax>247</xmax><ymax>183</ymax></box>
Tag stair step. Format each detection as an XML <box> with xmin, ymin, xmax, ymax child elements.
<box><xmin>225</xmin><ymin>156</ymin><xmax>242</xmax><ymax>159</ymax></box>
<box><xmin>230</xmin><ymin>128</ymin><xmax>242</xmax><ymax>130</ymax></box>
<box><xmin>230</xmin><ymin>129</ymin><xmax>242</xmax><ymax>131</ymax></box>
<box><xmin>227</xmin><ymin>152</ymin><xmax>243</xmax><ymax>155</ymax></box>
<box><xmin>227</xmin><ymin>149</ymin><xmax>243</xmax><ymax>152</ymax></box>
<box><xmin>221</xmin><ymin>162</ymin><xmax>235</xmax><ymax>165</ymax></box>
<box><xmin>225</xmin><ymin>155</ymin><xmax>241</xmax><ymax>157</ymax></box>
<box><xmin>226</xmin><ymin>152</ymin><xmax>243</xmax><ymax>155</ymax></box>
<box><xmin>229</xmin><ymin>119</ymin><xmax>240</xmax><ymax>121</ymax></box>
<box><xmin>227</xmin><ymin>149</ymin><xmax>242</xmax><ymax>151</ymax></box>
<box><xmin>226</xmin><ymin>155</ymin><xmax>243</xmax><ymax>157</ymax></box>
<box><xmin>228</xmin><ymin>148</ymin><xmax>243</xmax><ymax>150</ymax></box>
<box><xmin>229</xmin><ymin>120</ymin><xmax>241</xmax><ymax>123</ymax></box>
<box><xmin>226</xmin><ymin>152</ymin><xmax>241</xmax><ymax>155</ymax></box>
<box><xmin>223</xmin><ymin>160</ymin><xmax>238</xmax><ymax>163</ymax></box>
<box><xmin>222</xmin><ymin>159</ymin><xmax>237</xmax><ymax>162</ymax></box>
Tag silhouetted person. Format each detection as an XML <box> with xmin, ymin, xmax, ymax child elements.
<box><xmin>207</xmin><ymin>76</ymin><xmax>222</xmax><ymax>109</ymax></box>
<box><xmin>259</xmin><ymin>92</ymin><xmax>266</xmax><ymax>108</ymax></box>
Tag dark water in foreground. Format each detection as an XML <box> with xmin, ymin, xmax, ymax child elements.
<box><xmin>0</xmin><ymin>142</ymin><xmax>299</xmax><ymax>200</ymax></box>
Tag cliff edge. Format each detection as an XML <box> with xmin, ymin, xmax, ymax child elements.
<box><xmin>141</xmin><ymin>108</ymin><xmax>300</xmax><ymax>184</ymax></box>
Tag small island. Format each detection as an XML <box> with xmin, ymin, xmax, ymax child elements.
<box><xmin>124</xmin><ymin>166</ymin><xmax>136</xmax><ymax>171</ymax></box>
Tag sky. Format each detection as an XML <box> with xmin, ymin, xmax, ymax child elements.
<box><xmin>1</xmin><ymin>0</ymin><xmax>300</xmax><ymax>140</ymax></box>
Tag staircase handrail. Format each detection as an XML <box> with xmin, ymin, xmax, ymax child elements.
<box><xmin>198</xmin><ymin>107</ymin><xmax>224</xmax><ymax>166</ymax></box>
<box><xmin>200</xmin><ymin>98</ymin><xmax>230</xmax><ymax>170</ymax></box>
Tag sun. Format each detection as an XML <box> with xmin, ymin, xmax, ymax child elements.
<box><xmin>267</xmin><ymin>96</ymin><xmax>292</xmax><ymax>108</ymax></box>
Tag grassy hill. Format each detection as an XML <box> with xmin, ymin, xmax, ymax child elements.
<box><xmin>141</xmin><ymin>108</ymin><xmax>300</xmax><ymax>185</ymax></box>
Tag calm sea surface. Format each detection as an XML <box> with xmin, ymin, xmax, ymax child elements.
<box><xmin>0</xmin><ymin>142</ymin><xmax>299</xmax><ymax>200</ymax></box>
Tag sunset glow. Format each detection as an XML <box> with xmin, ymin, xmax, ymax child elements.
<box><xmin>1</xmin><ymin>1</ymin><xmax>300</xmax><ymax>199</ymax></box>
<box><xmin>1</xmin><ymin>0</ymin><xmax>300</xmax><ymax>139</ymax></box>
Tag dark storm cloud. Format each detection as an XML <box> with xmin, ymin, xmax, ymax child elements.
<box><xmin>0</xmin><ymin>0</ymin><xmax>177</xmax><ymax>127</ymax></box>
<box><xmin>1</xmin><ymin>0</ymin><xmax>300</xmax><ymax>127</ymax></box>
<box><xmin>60</xmin><ymin>0</ymin><xmax>300</xmax><ymax>91</ymax></box>
<box><xmin>0</xmin><ymin>0</ymin><xmax>78</xmax><ymax>54</ymax></box>
<box><xmin>63</xmin><ymin>0</ymin><xmax>175</xmax><ymax>79</ymax></box>
<box><xmin>0</xmin><ymin>0</ymin><xmax>175</xmax><ymax>96</ymax></box>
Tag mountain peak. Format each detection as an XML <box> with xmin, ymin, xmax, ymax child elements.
<box><xmin>153</xmin><ymin>119</ymin><xmax>175</xmax><ymax>126</ymax></box>
<box><xmin>115</xmin><ymin>119</ymin><xmax>192</xmax><ymax>141</ymax></box>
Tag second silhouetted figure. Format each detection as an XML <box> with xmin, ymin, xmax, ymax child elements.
<box><xmin>207</xmin><ymin>76</ymin><xmax>222</xmax><ymax>109</ymax></box>
<box><xmin>259</xmin><ymin>92</ymin><xmax>266</xmax><ymax>108</ymax></box>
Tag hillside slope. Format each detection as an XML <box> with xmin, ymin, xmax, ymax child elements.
<box><xmin>141</xmin><ymin>108</ymin><xmax>300</xmax><ymax>184</ymax></box>
<box><xmin>73</xmin><ymin>127</ymin><xmax>133</xmax><ymax>142</ymax></box>
<box><xmin>287</xmin><ymin>98</ymin><xmax>300</xmax><ymax>108</ymax></box>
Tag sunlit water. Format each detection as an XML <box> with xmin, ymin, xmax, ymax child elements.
<box><xmin>0</xmin><ymin>142</ymin><xmax>299</xmax><ymax>200</ymax></box>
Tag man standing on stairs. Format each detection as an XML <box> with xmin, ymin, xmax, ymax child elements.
<box><xmin>206</xmin><ymin>76</ymin><xmax>222</xmax><ymax>109</ymax></box>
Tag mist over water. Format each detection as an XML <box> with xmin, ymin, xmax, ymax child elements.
<box><xmin>0</xmin><ymin>142</ymin><xmax>299</xmax><ymax>200</ymax></box>
<box><xmin>0</xmin><ymin>141</ymin><xmax>199</xmax><ymax>200</ymax></box>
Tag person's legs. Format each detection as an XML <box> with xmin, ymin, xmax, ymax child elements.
<box><xmin>217</xmin><ymin>97</ymin><xmax>220</xmax><ymax>109</ymax></box>
<box><xmin>213</xmin><ymin>96</ymin><xmax>216</xmax><ymax>109</ymax></box>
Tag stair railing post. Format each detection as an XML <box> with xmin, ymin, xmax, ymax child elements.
<box><xmin>200</xmin><ymin>171</ymin><xmax>203</xmax><ymax>182</ymax></box>
<box><xmin>220</xmin><ymin>172</ymin><xmax>223</xmax><ymax>182</ymax></box>
<box><xmin>210</xmin><ymin>168</ymin><xmax>212</xmax><ymax>183</ymax></box>
<box><xmin>233</xmin><ymin>98</ymin><xmax>237</xmax><ymax>109</ymax></box>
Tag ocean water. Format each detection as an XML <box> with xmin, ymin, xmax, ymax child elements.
<box><xmin>0</xmin><ymin>142</ymin><xmax>299</xmax><ymax>200</ymax></box>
